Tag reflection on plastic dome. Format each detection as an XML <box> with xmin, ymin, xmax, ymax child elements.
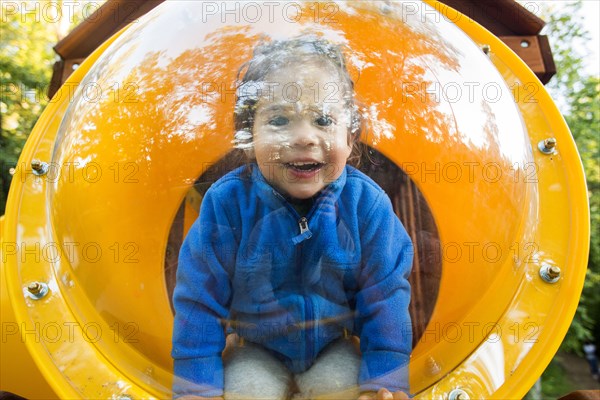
<box><xmin>46</xmin><ymin>0</ymin><xmax>535</xmax><ymax>396</ymax></box>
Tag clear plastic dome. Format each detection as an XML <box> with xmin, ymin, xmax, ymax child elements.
<box><xmin>44</xmin><ymin>1</ymin><xmax>539</xmax><ymax>397</ymax></box>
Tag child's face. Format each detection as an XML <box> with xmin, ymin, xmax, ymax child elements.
<box><xmin>251</xmin><ymin>60</ymin><xmax>352</xmax><ymax>200</ymax></box>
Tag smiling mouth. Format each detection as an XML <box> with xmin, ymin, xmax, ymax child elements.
<box><xmin>284</xmin><ymin>162</ymin><xmax>325</xmax><ymax>172</ymax></box>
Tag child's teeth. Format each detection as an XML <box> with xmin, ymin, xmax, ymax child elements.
<box><xmin>286</xmin><ymin>162</ymin><xmax>323</xmax><ymax>171</ymax></box>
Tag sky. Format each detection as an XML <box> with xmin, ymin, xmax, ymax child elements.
<box><xmin>580</xmin><ymin>1</ymin><xmax>600</xmax><ymax>75</ymax></box>
<box><xmin>531</xmin><ymin>0</ymin><xmax>600</xmax><ymax>76</ymax></box>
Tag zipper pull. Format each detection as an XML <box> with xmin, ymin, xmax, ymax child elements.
<box><xmin>292</xmin><ymin>217</ymin><xmax>312</xmax><ymax>245</ymax></box>
<box><xmin>299</xmin><ymin>217</ymin><xmax>309</xmax><ymax>234</ymax></box>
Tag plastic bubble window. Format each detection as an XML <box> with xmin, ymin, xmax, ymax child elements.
<box><xmin>2</xmin><ymin>1</ymin><xmax>588</xmax><ymax>399</ymax></box>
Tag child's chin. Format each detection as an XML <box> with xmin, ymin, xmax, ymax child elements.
<box><xmin>286</xmin><ymin>186</ymin><xmax>323</xmax><ymax>200</ymax></box>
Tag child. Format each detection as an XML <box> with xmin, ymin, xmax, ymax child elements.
<box><xmin>172</xmin><ymin>36</ymin><xmax>413</xmax><ymax>400</ymax></box>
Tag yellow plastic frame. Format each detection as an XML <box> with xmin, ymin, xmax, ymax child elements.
<box><xmin>0</xmin><ymin>1</ymin><xmax>589</xmax><ymax>399</ymax></box>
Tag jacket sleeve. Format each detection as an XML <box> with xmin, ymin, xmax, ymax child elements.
<box><xmin>171</xmin><ymin>188</ymin><xmax>236</xmax><ymax>398</ymax></box>
<box><xmin>355</xmin><ymin>190</ymin><xmax>413</xmax><ymax>394</ymax></box>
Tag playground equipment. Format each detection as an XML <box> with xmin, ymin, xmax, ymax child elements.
<box><xmin>0</xmin><ymin>1</ymin><xmax>589</xmax><ymax>398</ymax></box>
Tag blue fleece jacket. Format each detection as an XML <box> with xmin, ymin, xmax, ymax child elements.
<box><xmin>172</xmin><ymin>164</ymin><xmax>413</xmax><ymax>397</ymax></box>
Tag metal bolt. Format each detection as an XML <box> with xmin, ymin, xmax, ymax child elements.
<box><xmin>538</xmin><ymin>138</ymin><xmax>557</xmax><ymax>154</ymax></box>
<box><xmin>380</xmin><ymin>3</ymin><xmax>392</xmax><ymax>14</ymax></box>
<box><xmin>426</xmin><ymin>356</ymin><xmax>442</xmax><ymax>376</ymax></box>
<box><xmin>31</xmin><ymin>159</ymin><xmax>49</xmax><ymax>176</ymax></box>
<box><xmin>539</xmin><ymin>263</ymin><xmax>561</xmax><ymax>283</ymax></box>
<box><xmin>25</xmin><ymin>281</ymin><xmax>49</xmax><ymax>299</ymax></box>
<box><xmin>28</xmin><ymin>282</ymin><xmax>43</xmax><ymax>294</ymax></box>
<box><xmin>481</xmin><ymin>44</ymin><xmax>491</xmax><ymax>55</ymax></box>
<box><xmin>448</xmin><ymin>388</ymin><xmax>470</xmax><ymax>400</ymax></box>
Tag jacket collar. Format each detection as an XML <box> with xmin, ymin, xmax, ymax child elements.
<box><xmin>249</xmin><ymin>163</ymin><xmax>347</xmax><ymax>216</ymax></box>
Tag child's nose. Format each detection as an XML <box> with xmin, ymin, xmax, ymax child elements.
<box><xmin>291</xmin><ymin>121</ymin><xmax>320</xmax><ymax>148</ymax></box>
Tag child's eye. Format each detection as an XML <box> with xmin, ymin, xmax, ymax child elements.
<box><xmin>268</xmin><ymin>116</ymin><xmax>289</xmax><ymax>126</ymax></box>
<box><xmin>315</xmin><ymin>115</ymin><xmax>334</xmax><ymax>127</ymax></box>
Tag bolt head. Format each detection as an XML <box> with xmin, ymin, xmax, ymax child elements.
<box><xmin>547</xmin><ymin>265</ymin><xmax>561</xmax><ymax>279</ymax></box>
<box><xmin>539</xmin><ymin>264</ymin><xmax>561</xmax><ymax>283</ymax></box>
<box><xmin>28</xmin><ymin>282</ymin><xmax>42</xmax><ymax>294</ymax></box>
<box><xmin>31</xmin><ymin>159</ymin><xmax>49</xmax><ymax>175</ymax></box>
<box><xmin>426</xmin><ymin>356</ymin><xmax>442</xmax><ymax>375</ymax></box>
<box><xmin>544</xmin><ymin>138</ymin><xmax>557</xmax><ymax>149</ymax></box>
<box><xmin>380</xmin><ymin>3</ymin><xmax>392</xmax><ymax>14</ymax></box>
<box><xmin>25</xmin><ymin>281</ymin><xmax>49</xmax><ymax>299</ymax></box>
<box><xmin>448</xmin><ymin>389</ymin><xmax>470</xmax><ymax>400</ymax></box>
<box><xmin>538</xmin><ymin>138</ymin><xmax>557</xmax><ymax>154</ymax></box>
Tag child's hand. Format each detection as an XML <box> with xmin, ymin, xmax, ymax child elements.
<box><xmin>358</xmin><ymin>388</ymin><xmax>409</xmax><ymax>400</ymax></box>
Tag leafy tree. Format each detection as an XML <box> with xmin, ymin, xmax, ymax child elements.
<box><xmin>536</xmin><ymin>0</ymin><xmax>600</xmax><ymax>355</ymax></box>
<box><xmin>537</xmin><ymin>1</ymin><xmax>591</xmax><ymax>111</ymax></box>
<box><xmin>1</xmin><ymin>3</ymin><xmax>54</xmax><ymax>214</ymax></box>
<box><xmin>1</xmin><ymin>0</ymin><xmax>102</xmax><ymax>214</ymax></box>
<box><xmin>561</xmin><ymin>75</ymin><xmax>600</xmax><ymax>352</ymax></box>
<box><xmin>518</xmin><ymin>2</ymin><xmax>599</xmax><ymax>397</ymax></box>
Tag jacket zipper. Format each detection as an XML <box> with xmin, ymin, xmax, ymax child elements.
<box><xmin>299</xmin><ymin>217</ymin><xmax>309</xmax><ymax>234</ymax></box>
<box><xmin>271</xmin><ymin>189</ymin><xmax>316</xmax><ymax>364</ymax></box>
<box><xmin>271</xmin><ymin>190</ymin><xmax>313</xmax><ymax>244</ymax></box>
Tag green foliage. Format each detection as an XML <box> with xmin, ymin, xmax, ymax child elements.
<box><xmin>567</xmin><ymin>77</ymin><xmax>600</xmax><ymax>353</ymax></box>
<box><xmin>1</xmin><ymin>4</ymin><xmax>55</xmax><ymax>213</ymax></box>
<box><xmin>524</xmin><ymin>357</ymin><xmax>576</xmax><ymax>399</ymax></box>
<box><xmin>535</xmin><ymin>1</ymin><xmax>600</xmax><ymax>356</ymax></box>
<box><xmin>539</xmin><ymin>1</ymin><xmax>591</xmax><ymax>111</ymax></box>
<box><xmin>540</xmin><ymin>357</ymin><xmax>576</xmax><ymax>399</ymax></box>
<box><xmin>1</xmin><ymin>0</ymin><xmax>103</xmax><ymax>214</ymax></box>
<box><xmin>560</xmin><ymin>76</ymin><xmax>600</xmax><ymax>354</ymax></box>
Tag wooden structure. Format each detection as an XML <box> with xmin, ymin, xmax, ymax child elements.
<box><xmin>49</xmin><ymin>0</ymin><xmax>556</xmax><ymax>97</ymax></box>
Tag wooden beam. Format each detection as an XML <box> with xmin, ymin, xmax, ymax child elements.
<box><xmin>538</xmin><ymin>35</ymin><xmax>557</xmax><ymax>85</ymax></box>
<box><xmin>53</xmin><ymin>0</ymin><xmax>165</xmax><ymax>59</ymax></box>
<box><xmin>440</xmin><ymin>0</ymin><xmax>545</xmax><ymax>36</ymax></box>
<box><xmin>50</xmin><ymin>0</ymin><xmax>555</xmax><ymax>87</ymax></box>
<box><xmin>47</xmin><ymin>58</ymin><xmax>85</xmax><ymax>99</ymax></box>
<box><xmin>499</xmin><ymin>35</ymin><xmax>556</xmax><ymax>84</ymax></box>
<box><xmin>48</xmin><ymin>60</ymin><xmax>64</xmax><ymax>100</ymax></box>
<box><xmin>500</xmin><ymin>36</ymin><xmax>545</xmax><ymax>71</ymax></box>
